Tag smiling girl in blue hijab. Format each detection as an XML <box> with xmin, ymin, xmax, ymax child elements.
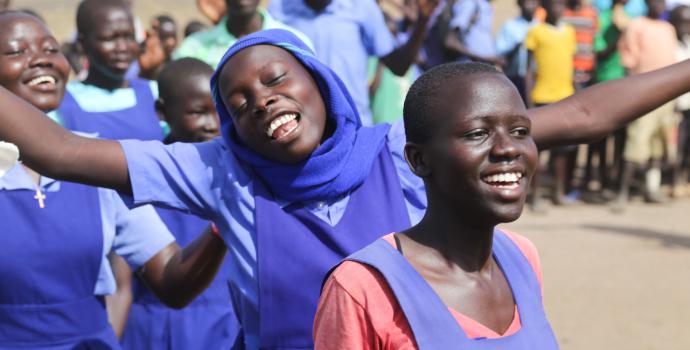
<box><xmin>1</xmin><ymin>28</ymin><xmax>690</xmax><ymax>349</ymax></box>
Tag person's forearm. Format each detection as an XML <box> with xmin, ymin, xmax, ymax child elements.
<box><xmin>105</xmin><ymin>254</ymin><xmax>133</xmax><ymax>338</ymax></box>
<box><xmin>380</xmin><ymin>16</ymin><xmax>431</xmax><ymax>76</ymax></box>
<box><xmin>529</xmin><ymin>59</ymin><xmax>690</xmax><ymax>149</ymax></box>
<box><xmin>0</xmin><ymin>86</ymin><xmax>130</xmax><ymax>192</ymax></box>
<box><xmin>141</xmin><ymin>226</ymin><xmax>227</xmax><ymax>308</ymax></box>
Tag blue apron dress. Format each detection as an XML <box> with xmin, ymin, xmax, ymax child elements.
<box><xmin>253</xmin><ymin>146</ymin><xmax>411</xmax><ymax>349</ymax></box>
<box><xmin>120</xmin><ymin>207</ymin><xmax>240</xmax><ymax>349</ymax></box>
<box><xmin>59</xmin><ymin>81</ymin><xmax>239</xmax><ymax>349</ymax></box>
<box><xmin>0</xmin><ymin>172</ymin><xmax>120</xmax><ymax>349</ymax></box>
<box><xmin>59</xmin><ymin>79</ymin><xmax>164</xmax><ymax>141</ymax></box>
<box><xmin>344</xmin><ymin>229</ymin><xmax>560</xmax><ymax>349</ymax></box>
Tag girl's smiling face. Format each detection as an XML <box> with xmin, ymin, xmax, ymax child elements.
<box><xmin>0</xmin><ymin>13</ymin><xmax>70</xmax><ymax>112</ymax></box>
<box><xmin>412</xmin><ymin>73</ymin><xmax>538</xmax><ymax>225</ymax></box>
<box><xmin>217</xmin><ymin>45</ymin><xmax>328</xmax><ymax>164</ymax></box>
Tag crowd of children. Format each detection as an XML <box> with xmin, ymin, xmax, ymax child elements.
<box><xmin>0</xmin><ymin>0</ymin><xmax>690</xmax><ymax>349</ymax></box>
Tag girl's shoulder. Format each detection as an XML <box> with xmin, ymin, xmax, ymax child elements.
<box><xmin>498</xmin><ymin>228</ymin><xmax>543</xmax><ymax>288</ymax></box>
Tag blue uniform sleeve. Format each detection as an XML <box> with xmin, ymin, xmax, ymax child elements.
<box><xmin>360</xmin><ymin>0</ymin><xmax>396</xmax><ymax>57</ymax></box>
<box><xmin>95</xmin><ymin>189</ymin><xmax>175</xmax><ymax>295</ymax></box>
<box><xmin>111</xmin><ymin>203</ymin><xmax>175</xmax><ymax>269</ymax></box>
<box><xmin>119</xmin><ymin>139</ymin><xmax>228</xmax><ymax>220</ymax></box>
<box><xmin>450</xmin><ymin>0</ymin><xmax>478</xmax><ymax>31</ymax></box>
<box><xmin>386</xmin><ymin>120</ymin><xmax>427</xmax><ymax>225</ymax></box>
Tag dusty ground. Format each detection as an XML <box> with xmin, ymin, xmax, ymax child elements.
<box><xmin>505</xmin><ymin>198</ymin><xmax>690</xmax><ymax>350</ymax></box>
<box><xmin>20</xmin><ymin>1</ymin><xmax>690</xmax><ymax>349</ymax></box>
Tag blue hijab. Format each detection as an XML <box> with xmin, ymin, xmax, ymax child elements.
<box><xmin>210</xmin><ymin>29</ymin><xmax>391</xmax><ymax>203</ymax></box>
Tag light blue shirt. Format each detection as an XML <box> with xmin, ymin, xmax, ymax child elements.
<box><xmin>119</xmin><ymin>120</ymin><xmax>426</xmax><ymax>349</ymax></box>
<box><xmin>0</xmin><ymin>163</ymin><xmax>174</xmax><ymax>296</ymax></box>
<box><xmin>269</xmin><ymin>0</ymin><xmax>397</xmax><ymax>126</ymax></box>
<box><xmin>450</xmin><ymin>0</ymin><xmax>497</xmax><ymax>59</ymax></box>
<box><xmin>66</xmin><ymin>80</ymin><xmax>158</xmax><ymax>113</ymax></box>
<box><xmin>64</xmin><ymin>80</ymin><xmax>170</xmax><ymax>138</ymax></box>
<box><xmin>496</xmin><ymin>16</ymin><xmax>534</xmax><ymax>78</ymax></box>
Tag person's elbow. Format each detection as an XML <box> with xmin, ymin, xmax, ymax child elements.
<box><xmin>158</xmin><ymin>293</ymin><xmax>194</xmax><ymax>309</ymax></box>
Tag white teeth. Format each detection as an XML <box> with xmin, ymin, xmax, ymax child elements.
<box><xmin>266</xmin><ymin>113</ymin><xmax>297</xmax><ymax>138</ymax></box>
<box><xmin>482</xmin><ymin>172</ymin><xmax>523</xmax><ymax>184</ymax></box>
<box><xmin>27</xmin><ymin>75</ymin><xmax>56</xmax><ymax>87</ymax></box>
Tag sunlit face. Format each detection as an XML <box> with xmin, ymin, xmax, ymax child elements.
<box><xmin>419</xmin><ymin>74</ymin><xmax>538</xmax><ymax>225</ymax></box>
<box><xmin>0</xmin><ymin>14</ymin><xmax>70</xmax><ymax>111</ymax></box>
<box><xmin>157</xmin><ymin>20</ymin><xmax>177</xmax><ymax>60</ymax></box>
<box><xmin>162</xmin><ymin>73</ymin><xmax>220</xmax><ymax>143</ymax></box>
<box><xmin>80</xmin><ymin>5</ymin><xmax>138</xmax><ymax>78</ymax></box>
<box><xmin>218</xmin><ymin>45</ymin><xmax>327</xmax><ymax>164</ymax></box>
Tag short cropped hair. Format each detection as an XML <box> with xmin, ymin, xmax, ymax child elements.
<box><xmin>403</xmin><ymin>62</ymin><xmax>501</xmax><ymax>144</ymax></box>
<box><xmin>157</xmin><ymin>57</ymin><xmax>214</xmax><ymax>103</ymax></box>
<box><xmin>76</xmin><ymin>0</ymin><xmax>130</xmax><ymax>35</ymax></box>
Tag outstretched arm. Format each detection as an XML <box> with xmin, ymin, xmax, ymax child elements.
<box><xmin>138</xmin><ymin>225</ymin><xmax>227</xmax><ymax>309</ymax></box>
<box><xmin>529</xmin><ymin>59</ymin><xmax>690</xmax><ymax>149</ymax></box>
<box><xmin>380</xmin><ymin>0</ymin><xmax>440</xmax><ymax>76</ymax></box>
<box><xmin>0</xmin><ymin>86</ymin><xmax>130</xmax><ymax>192</ymax></box>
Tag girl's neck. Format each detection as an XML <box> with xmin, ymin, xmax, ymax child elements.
<box><xmin>404</xmin><ymin>200</ymin><xmax>496</xmax><ymax>273</ymax></box>
<box><xmin>546</xmin><ymin>16</ymin><xmax>560</xmax><ymax>26</ymax></box>
<box><xmin>83</xmin><ymin>63</ymin><xmax>128</xmax><ymax>91</ymax></box>
<box><xmin>226</xmin><ymin>11</ymin><xmax>263</xmax><ymax>39</ymax></box>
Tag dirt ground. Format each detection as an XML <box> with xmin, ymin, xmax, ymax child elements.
<box><xmin>505</xmin><ymin>198</ymin><xmax>690</xmax><ymax>350</ymax></box>
<box><xmin>20</xmin><ymin>1</ymin><xmax>690</xmax><ymax>349</ymax></box>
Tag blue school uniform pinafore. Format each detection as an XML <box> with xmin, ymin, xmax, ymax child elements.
<box><xmin>253</xmin><ymin>145</ymin><xmax>411</xmax><ymax>349</ymax></box>
<box><xmin>59</xmin><ymin>79</ymin><xmax>163</xmax><ymax>141</ymax></box>
<box><xmin>0</xmin><ymin>174</ymin><xmax>120</xmax><ymax>349</ymax></box>
<box><xmin>120</xmin><ymin>207</ymin><xmax>241</xmax><ymax>349</ymax></box>
<box><xmin>59</xmin><ymin>81</ymin><xmax>240</xmax><ymax>349</ymax></box>
<box><xmin>344</xmin><ymin>230</ymin><xmax>560</xmax><ymax>349</ymax></box>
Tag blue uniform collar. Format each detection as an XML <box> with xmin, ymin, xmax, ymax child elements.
<box><xmin>0</xmin><ymin>163</ymin><xmax>60</xmax><ymax>191</ymax></box>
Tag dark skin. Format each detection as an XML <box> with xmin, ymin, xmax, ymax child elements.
<box><xmin>646</xmin><ymin>0</ymin><xmax>666</xmax><ymax>19</ymax></box>
<box><xmin>0</xmin><ymin>13</ymin><xmax>227</xmax><ymax>309</ymax></box>
<box><xmin>79</xmin><ymin>4</ymin><xmax>139</xmax><ymax>91</ymax></box>
<box><xmin>219</xmin><ymin>45</ymin><xmax>328</xmax><ymax>164</ymax></box>
<box><xmin>2</xmin><ymin>41</ymin><xmax>690</xmax><ymax>207</ymax></box>
<box><xmin>401</xmin><ymin>74</ymin><xmax>537</xmax><ymax>333</ymax></box>
<box><xmin>671</xmin><ymin>6</ymin><xmax>690</xmax><ymax>40</ymax></box>
<box><xmin>224</xmin><ymin>0</ymin><xmax>263</xmax><ymax>39</ymax></box>
<box><xmin>156</xmin><ymin>18</ymin><xmax>178</xmax><ymax>61</ymax></box>
<box><xmin>157</xmin><ymin>72</ymin><xmax>220</xmax><ymax>143</ymax></box>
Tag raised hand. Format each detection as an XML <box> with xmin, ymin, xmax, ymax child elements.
<box><xmin>138</xmin><ymin>19</ymin><xmax>166</xmax><ymax>79</ymax></box>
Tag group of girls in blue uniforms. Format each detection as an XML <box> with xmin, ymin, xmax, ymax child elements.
<box><xmin>2</xmin><ymin>0</ymin><xmax>690</xmax><ymax>348</ymax></box>
<box><xmin>0</xmin><ymin>10</ymin><xmax>228</xmax><ymax>349</ymax></box>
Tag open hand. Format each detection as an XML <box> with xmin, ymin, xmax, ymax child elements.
<box><xmin>138</xmin><ymin>19</ymin><xmax>166</xmax><ymax>78</ymax></box>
